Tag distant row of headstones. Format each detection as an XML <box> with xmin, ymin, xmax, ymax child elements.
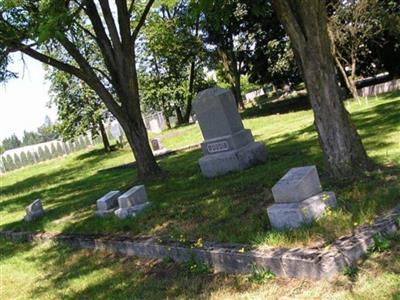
<box><xmin>0</xmin><ymin>135</ymin><xmax>93</xmax><ymax>174</ymax></box>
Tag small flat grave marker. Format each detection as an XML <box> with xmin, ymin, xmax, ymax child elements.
<box><xmin>115</xmin><ymin>185</ymin><xmax>149</xmax><ymax>219</ymax></box>
<box><xmin>267</xmin><ymin>166</ymin><xmax>336</xmax><ymax>229</ymax></box>
<box><xmin>95</xmin><ymin>191</ymin><xmax>121</xmax><ymax>217</ymax></box>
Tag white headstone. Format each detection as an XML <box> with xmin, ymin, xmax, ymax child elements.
<box><xmin>149</xmin><ymin>119</ymin><xmax>161</xmax><ymax>133</ymax></box>
<box><xmin>110</xmin><ymin>121</ymin><xmax>122</xmax><ymax>139</ymax></box>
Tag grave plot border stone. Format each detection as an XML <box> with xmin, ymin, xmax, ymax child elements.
<box><xmin>2</xmin><ymin>205</ymin><xmax>398</xmax><ymax>280</ymax></box>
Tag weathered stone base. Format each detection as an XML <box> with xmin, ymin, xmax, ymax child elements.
<box><xmin>24</xmin><ymin>210</ymin><xmax>45</xmax><ymax>222</ymax></box>
<box><xmin>1</xmin><ymin>206</ymin><xmax>399</xmax><ymax>280</ymax></box>
<box><xmin>95</xmin><ymin>208</ymin><xmax>117</xmax><ymax>217</ymax></box>
<box><xmin>114</xmin><ymin>202</ymin><xmax>150</xmax><ymax>219</ymax></box>
<box><xmin>198</xmin><ymin>142</ymin><xmax>267</xmax><ymax>178</ymax></box>
<box><xmin>267</xmin><ymin>192</ymin><xmax>336</xmax><ymax>229</ymax></box>
<box><xmin>153</xmin><ymin>149</ymin><xmax>168</xmax><ymax>156</ymax></box>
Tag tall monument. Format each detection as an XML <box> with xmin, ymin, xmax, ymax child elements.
<box><xmin>193</xmin><ymin>87</ymin><xmax>267</xmax><ymax>177</ymax></box>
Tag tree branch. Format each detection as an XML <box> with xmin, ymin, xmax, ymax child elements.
<box><xmin>99</xmin><ymin>1</ymin><xmax>122</xmax><ymax>52</ymax></box>
<box><xmin>132</xmin><ymin>0</ymin><xmax>155</xmax><ymax>41</ymax></box>
<box><xmin>272</xmin><ymin>1</ymin><xmax>306</xmax><ymax>47</ymax></box>
<box><xmin>84</xmin><ymin>0</ymin><xmax>117</xmax><ymax>70</ymax></box>
<box><xmin>18</xmin><ymin>45</ymin><xmax>85</xmax><ymax>80</ymax></box>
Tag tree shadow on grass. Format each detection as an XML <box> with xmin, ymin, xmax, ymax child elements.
<box><xmin>27</xmin><ymin>240</ymin><xmax>224</xmax><ymax>300</ymax></box>
<box><xmin>241</xmin><ymin>94</ymin><xmax>311</xmax><ymax>120</ymax></box>
<box><xmin>0</xmin><ymin>238</ymin><xmax>36</xmax><ymax>262</ymax></box>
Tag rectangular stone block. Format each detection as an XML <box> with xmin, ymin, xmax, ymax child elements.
<box><xmin>96</xmin><ymin>191</ymin><xmax>121</xmax><ymax>211</ymax></box>
<box><xmin>95</xmin><ymin>208</ymin><xmax>117</xmax><ymax>217</ymax></box>
<box><xmin>24</xmin><ymin>210</ymin><xmax>45</xmax><ymax>222</ymax></box>
<box><xmin>200</xmin><ymin>129</ymin><xmax>254</xmax><ymax>155</ymax></box>
<box><xmin>150</xmin><ymin>138</ymin><xmax>163</xmax><ymax>151</ymax></box>
<box><xmin>118</xmin><ymin>185</ymin><xmax>147</xmax><ymax>208</ymax></box>
<box><xmin>114</xmin><ymin>202</ymin><xmax>150</xmax><ymax>219</ymax></box>
<box><xmin>199</xmin><ymin>142</ymin><xmax>266</xmax><ymax>178</ymax></box>
<box><xmin>272</xmin><ymin>166</ymin><xmax>322</xmax><ymax>203</ymax></box>
<box><xmin>267</xmin><ymin>192</ymin><xmax>336</xmax><ymax>229</ymax></box>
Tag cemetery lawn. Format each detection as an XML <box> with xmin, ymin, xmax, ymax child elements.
<box><xmin>1</xmin><ymin>233</ymin><xmax>400</xmax><ymax>299</ymax></box>
<box><xmin>0</xmin><ymin>91</ymin><xmax>399</xmax><ymax>248</ymax></box>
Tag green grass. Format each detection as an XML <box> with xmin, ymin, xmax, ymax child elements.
<box><xmin>0</xmin><ymin>92</ymin><xmax>399</xmax><ymax>248</ymax></box>
<box><xmin>1</xmin><ymin>233</ymin><xmax>399</xmax><ymax>299</ymax></box>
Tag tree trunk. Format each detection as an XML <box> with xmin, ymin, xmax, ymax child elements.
<box><xmin>98</xmin><ymin>120</ymin><xmax>111</xmax><ymax>153</ymax></box>
<box><xmin>175</xmin><ymin>106</ymin><xmax>184</xmax><ymax>125</ymax></box>
<box><xmin>218</xmin><ymin>48</ymin><xmax>244</xmax><ymax>110</ymax></box>
<box><xmin>163</xmin><ymin>110</ymin><xmax>171</xmax><ymax>129</ymax></box>
<box><xmin>233</xmin><ymin>71</ymin><xmax>245</xmax><ymax>110</ymax></box>
<box><xmin>273</xmin><ymin>0</ymin><xmax>371</xmax><ymax>179</ymax></box>
<box><xmin>183</xmin><ymin>59</ymin><xmax>196</xmax><ymax>123</ymax></box>
<box><xmin>119</xmin><ymin>114</ymin><xmax>161</xmax><ymax>178</ymax></box>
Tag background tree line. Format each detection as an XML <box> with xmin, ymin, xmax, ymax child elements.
<box><xmin>0</xmin><ymin>116</ymin><xmax>58</xmax><ymax>154</ymax></box>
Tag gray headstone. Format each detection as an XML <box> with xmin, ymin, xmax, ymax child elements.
<box><xmin>50</xmin><ymin>143</ymin><xmax>57</xmax><ymax>158</ymax></box>
<box><xmin>56</xmin><ymin>142</ymin><xmax>64</xmax><ymax>156</ymax></box>
<box><xmin>114</xmin><ymin>202</ymin><xmax>150</xmax><ymax>219</ymax></box>
<box><xmin>26</xmin><ymin>151</ymin><xmax>35</xmax><ymax>164</ymax></box>
<box><xmin>38</xmin><ymin>147</ymin><xmax>45</xmax><ymax>161</ymax></box>
<box><xmin>44</xmin><ymin>145</ymin><xmax>51</xmax><ymax>160</ymax></box>
<box><xmin>96</xmin><ymin>191</ymin><xmax>121</xmax><ymax>211</ymax></box>
<box><xmin>118</xmin><ymin>185</ymin><xmax>147</xmax><ymax>208</ymax></box>
<box><xmin>13</xmin><ymin>153</ymin><xmax>22</xmax><ymax>168</ymax></box>
<box><xmin>20</xmin><ymin>151</ymin><xmax>29</xmax><ymax>166</ymax></box>
<box><xmin>267</xmin><ymin>192</ymin><xmax>336</xmax><ymax>229</ymax></box>
<box><xmin>193</xmin><ymin>87</ymin><xmax>267</xmax><ymax>177</ymax></box>
<box><xmin>150</xmin><ymin>138</ymin><xmax>163</xmax><ymax>151</ymax></box>
<box><xmin>0</xmin><ymin>158</ymin><xmax>5</xmax><ymax>174</ymax></box>
<box><xmin>5</xmin><ymin>155</ymin><xmax>16</xmax><ymax>171</ymax></box>
<box><xmin>64</xmin><ymin>142</ymin><xmax>71</xmax><ymax>154</ymax></box>
<box><xmin>272</xmin><ymin>166</ymin><xmax>322</xmax><ymax>203</ymax></box>
<box><xmin>24</xmin><ymin>199</ymin><xmax>45</xmax><ymax>222</ymax></box>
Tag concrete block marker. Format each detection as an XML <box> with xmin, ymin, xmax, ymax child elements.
<box><xmin>268</xmin><ymin>166</ymin><xmax>336</xmax><ymax>229</ymax></box>
<box><xmin>24</xmin><ymin>199</ymin><xmax>45</xmax><ymax>222</ymax></box>
<box><xmin>115</xmin><ymin>185</ymin><xmax>150</xmax><ymax>219</ymax></box>
<box><xmin>193</xmin><ymin>87</ymin><xmax>267</xmax><ymax>178</ymax></box>
<box><xmin>95</xmin><ymin>191</ymin><xmax>121</xmax><ymax>217</ymax></box>
<box><xmin>2</xmin><ymin>205</ymin><xmax>399</xmax><ymax>280</ymax></box>
<box><xmin>271</xmin><ymin>166</ymin><xmax>322</xmax><ymax>203</ymax></box>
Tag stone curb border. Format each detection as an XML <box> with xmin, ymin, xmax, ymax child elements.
<box><xmin>1</xmin><ymin>205</ymin><xmax>399</xmax><ymax>280</ymax></box>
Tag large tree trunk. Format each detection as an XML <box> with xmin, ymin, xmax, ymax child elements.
<box><xmin>119</xmin><ymin>114</ymin><xmax>161</xmax><ymax>178</ymax></box>
<box><xmin>183</xmin><ymin>17</ymin><xmax>200</xmax><ymax>123</ymax></box>
<box><xmin>218</xmin><ymin>48</ymin><xmax>245</xmax><ymax>110</ymax></box>
<box><xmin>183</xmin><ymin>59</ymin><xmax>196</xmax><ymax>123</ymax></box>
<box><xmin>7</xmin><ymin>0</ymin><xmax>161</xmax><ymax>179</ymax></box>
<box><xmin>98</xmin><ymin>120</ymin><xmax>111</xmax><ymax>153</ymax></box>
<box><xmin>273</xmin><ymin>0</ymin><xmax>371</xmax><ymax>179</ymax></box>
<box><xmin>175</xmin><ymin>106</ymin><xmax>184</xmax><ymax>125</ymax></box>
